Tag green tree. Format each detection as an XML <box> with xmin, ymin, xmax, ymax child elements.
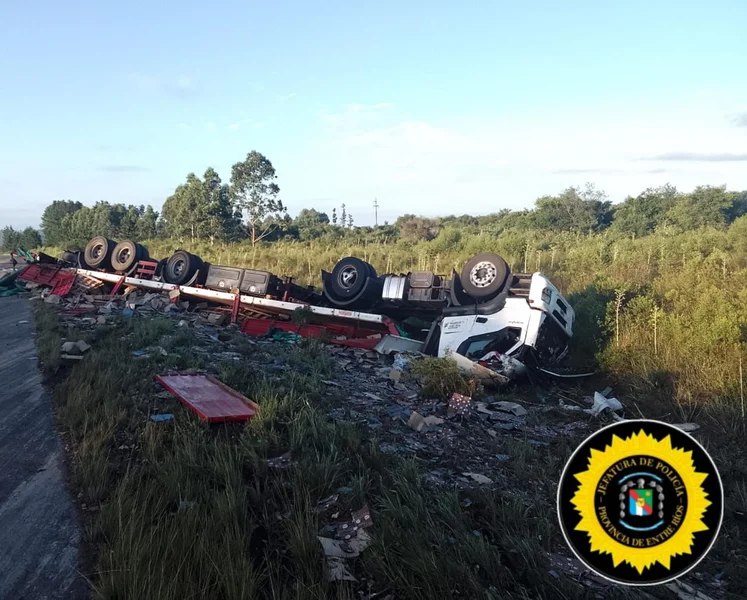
<box><xmin>41</xmin><ymin>200</ymin><xmax>83</xmax><ymax>245</ymax></box>
<box><xmin>137</xmin><ymin>205</ymin><xmax>160</xmax><ymax>240</ymax></box>
<box><xmin>1</xmin><ymin>226</ymin><xmax>21</xmax><ymax>251</ymax></box>
<box><xmin>203</xmin><ymin>168</ymin><xmax>243</xmax><ymax>243</ymax></box>
<box><xmin>19</xmin><ymin>227</ymin><xmax>42</xmax><ymax>249</ymax></box>
<box><xmin>726</xmin><ymin>190</ymin><xmax>747</xmax><ymax>223</ymax></box>
<box><xmin>119</xmin><ymin>205</ymin><xmax>142</xmax><ymax>239</ymax></box>
<box><xmin>294</xmin><ymin>208</ymin><xmax>330</xmax><ymax>241</ymax></box>
<box><xmin>531</xmin><ymin>184</ymin><xmax>612</xmax><ymax>233</ymax></box>
<box><xmin>611</xmin><ymin>184</ymin><xmax>679</xmax><ymax>237</ymax></box>
<box><xmin>161</xmin><ymin>173</ymin><xmax>209</xmax><ymax>241</ymax></box>
<box><xmin>230</xmin><ymin>151</ymin><xmax>285</xmax><ymax>245</ymax></box>
<box><xmin>665</xmin><ymin>185</ymin><xmax>735</xmax><ymax>230</ymax></box>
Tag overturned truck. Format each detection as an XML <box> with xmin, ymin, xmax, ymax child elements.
<box><xmin>65</xmin><ymin>237</ymin><xmax>575</xmax><ymax>379</ymax></box>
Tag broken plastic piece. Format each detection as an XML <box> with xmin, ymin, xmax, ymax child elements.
<box><xmin>586</xmin><ymin>392</ymin><xmax>623</xmax><ymax>416</ymax></box>
<box><xmin>150</xmin><ymin>413</ymin><xmax>174</xmax><ymax>422</ymax></box>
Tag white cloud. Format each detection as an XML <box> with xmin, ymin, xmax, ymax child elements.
<box><xmin>279</xmin><ymin>102</ymin><xmax>747</xmax><ymax>221</ymax></box>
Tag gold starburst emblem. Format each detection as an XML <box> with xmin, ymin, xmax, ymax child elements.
<box><xmin>558</xmin><ymin>420</ymin><xmax>723</xmax><ymax>585</ymax></box>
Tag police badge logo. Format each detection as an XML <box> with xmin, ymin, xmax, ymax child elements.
<box><xmin>557</xmin><ymin>420</ymin><xmax>723</xmax><ymax>585</ymax></box>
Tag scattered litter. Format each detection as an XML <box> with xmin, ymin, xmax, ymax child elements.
<box><xmin>58</xmin><ymin>339</ymin><xmax>91</xmax><ymax>354</ymax></box>
<box><xmin>392</xmin><ymin>353</ymin><xmax>411</xmax><ymax>371</ymax></box>
<box><xmin>462</xmin><ymin>472</ymin><xmax>493</xmax><ymax>485</ymax></box>
<box><xmin>122</xmin><ymin>307</ymin><xmax>134</xmax><ymax>318</ymax></box>
<box><xmin>61</xmin><ymin>354</ymin><xmax>83</xmax><ymax>361</ymax></box>
<box><xmin>672</xmin><ymin>423</ymin><xmax>700</xmax><ymax>433</ymax></box>
<box><xmin>16</xmin><ymin>320</ymin><xmax>29</xmax><ymax>325</ymax></box>
<box><xmin>205</xmin><ymin>312</ymin><xmax>227</xmax><ymax>326</ymax></box>
<box><xmin>271</xmin><ymin>331</ymin><xmax>302</xmax><ymax>344</ymax></box>
<box><xmin>150</xmin><ymin>413</ymin><xmax>174</xmax><ymax>422</ymax></box>
<box><xmin>407</xmin><ymin>411</ymin><xmax>444</xmax><ymax>432</ymax></box>
<box><xmin>449</xmin><ymin>352</ymin><xmax>509</xmax><ymax>385</ymax></box>
<box><xmin>665</xmin><ymin>579</ymin><xmax>715</xmax><ymax>600</ymax></box>
<box><xmin>492</xmin><ymin>401</ymin><xmax>528</xmax><ymax>417</ymax></box>
<box><xmin>76</xmin><ymin>340</ymin><xmax>91</xmax><ymax>353</ymax></box>
<box><xmin>373</xmin><ymin>335</ymin><xmax>423</xmax><ymax>355</ymax></box>
<box><xmin>266</xmin><ymin>451</ymin><xmax>293</xmax><ymax>469</ymax></box>
<box><xmin>316</xmin><ymin>494</ymin><xmax>339</xmax><ymax>512</ymax></box>
<box><xmin>317</xmin><ymin>504</ymin><xmax>373</xmax><ymax>582</ymax></box>
<box><xmin>326</xmin><ymin>557</ymin><xmax>357</xmax><ymax>582</ymax></box>
<box><xmin>317</xmin><ymin>530</ymin><xmax>372</xmax><ymax>559</ymax></box>
<box><xmin>586</xmin><ymin>392</ymin><xmax>623</xmax><ymax>416</ymax></box>
<box><xmin>178</xmin><ymin>499</ymin><xmax>197</xmax><ymax>512</ymax></box>
<box><xmin>448</xmin><ymin>392</ymin><xmax>471</xmax><ymax>416</ymax></box>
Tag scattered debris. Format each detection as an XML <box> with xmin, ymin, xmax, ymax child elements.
<box><xmin>586</xmin><ymin>392</ymin><xmax>623</xmax><ymax>417</ymax></box>
<box><xmin>373</xmin><ymin>335</ymin><xmax>424</xmax><ymax>355</ymax></box>
<box><xmin>317</xmin><ymin>505</ymin><xmax>373</xmax><ymax>582</ymax></box>
<box><xmin>492</xmin><ymin>400</ymin><xmax>528</xmax><ymax>417</ymax></box>
<box><xmin>76</xmin><ymin>340</ymin><xmax>91</xmax><ymax>353</ymax></box>
<box><xmin>448</xmin><ymin>392</ymin><xmax>471</xmax><ymax>416</ymax></box>
<box><xmin>150</xmin><ymin>413</ymin><xmax>174</xmax><ymax>422</ymax></box>
<box><xmin>672</xmin><ymin>423</ymin><xmax>700</xmax><ymax>433</ymax></box>
<box><xmin>325</xmin><ymin>557</ymin><xmax>357</xmax><ymax>582</ymax></box>
<box><xmin>205</xmin><ymin>312</ymin><xmax>227</xmax><ymax>326</ymax></box>
<box><xmin>462</xmin><ymin>472</ymin><xmax>493</xmax><ymax>485</ymax></box>
<box><xmin>178</xmin><ymin>499</ymin><xmax>197</xmax><ymax>512</ymax></box>
<box><xmin>317</xmin><ymin>529</ymin><xmax>372</xmax><ymax>559</ymax></box>
<box><xmin>266</xmin><ymin>452</ymin><xmax>293</xmax><ymax>469</ymax></box>
<box><xmin>449</xmin><ymin>352</ymin><xmax>509</xmax><ymax>386</ymax></box>
<box><xmin>407</xmin><ymin>411</ymin><xmax>444</xmax><ymax>432</ymax></box>
<box><xmin>665</xmin><ymin>579</ymin><xmax>715</xmax><ymax>600</ymax></box>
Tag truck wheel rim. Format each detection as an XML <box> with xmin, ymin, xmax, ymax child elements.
<box><xmin>117</xmin><ymin>248</ymin><xmax>131</xmax><ymax>263</ymax></box>
<box><xmin>338</xmin><ymin>266</ymin><xmax>358</xmax><ymax>289</ymax></box>
<box><xmin>92</xmin><ymin>243</ymin><xmax>105</xmax><ymax>259</ymax></box>
<box><xmin>470</xmin><ymin>261</ymin><xmax>497</xmax><ymax>288</ymax></box>
<box><xmin>173</xmin><ymin>259</ymin><xmax>186</xmax><ymax>276</ymax></box>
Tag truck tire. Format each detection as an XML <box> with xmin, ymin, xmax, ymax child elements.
<box><xmin>329</xmin><ymin>257</ymin><xmax>376</xmax><ymax>299</ymax></box>
<box><xmin>84</xmin><ymin>236</ymin><xmax>117</xmax><ymax>269</ymax></box>
<box><xmin>110</xmin><ymin>240</ymin><xmax>149</xmax><ymax>272</ymax></box>
<box><xmin>153</xmin><ymin>258</ymin><xmax>168</xmax><ymax>281</ymax></box>
<box><xmin>163</xmin><ymin>250</ymin><xmax>202</xmax><ymax>285</ymax></box>
<box><xmin>460</xmin><ymin>253</ymin><xmax>510</xmax><ymax>300</ymax></box>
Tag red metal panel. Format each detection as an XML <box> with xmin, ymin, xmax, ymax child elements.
<box><xmin>330</xmin><ymin>337</ymin><xmax>380</xmax><ymax>350</ymax></box>
<box><xmin>50</xmin><ymin>271</ymin><xmax>76</xmax><ymax>296</ymax></box>
<box><xmin>154</xmin><ymin>374</ymin><xmax>259</xmax><ymax>423</ymax></box>
<box><xmin>18</xmin><ymin>264</ymin><xmax>76</xmax><ymax>296</ymax></box>
<box><xmin>240</xmin><ymin>317</ymin><xmax>382</xmax><ymax>338</ymax></box>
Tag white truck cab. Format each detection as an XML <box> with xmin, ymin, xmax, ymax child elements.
<box><xmin>437</xmin><ymin>272</ymin><xmax>574</xmax><ymax>368</ymax></box>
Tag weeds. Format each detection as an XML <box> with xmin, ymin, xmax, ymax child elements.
<box><xmin>410</xmin><ymin>356</ymin><xmax>481</xmax><ymax>399</ymax></box>
<box><xmin>31</xmin><ymin>222</ymin><xmax>747</xmax><ymax>598</ymax></box>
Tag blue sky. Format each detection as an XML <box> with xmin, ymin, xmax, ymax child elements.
<box><xmin>1</xmin><ymin>0</ymin><xmax>746</xmax><ymax>228</ymax></box>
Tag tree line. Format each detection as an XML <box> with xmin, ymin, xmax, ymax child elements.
<box><xmin>5</xmin><ymin>148</ymin><xmax>747</xmax><ymax>251</ymax></box>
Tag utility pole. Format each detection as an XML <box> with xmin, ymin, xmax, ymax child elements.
<box><xmin>373</xmin><ymin>198</ymin><xmax>379</xmax><ymax>227</ymax></box>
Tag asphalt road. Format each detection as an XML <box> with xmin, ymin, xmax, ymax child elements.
<box><xmin>0</xmin><ymin>296</ymin><xmax>87</xmax><ymax>599</ymax></box>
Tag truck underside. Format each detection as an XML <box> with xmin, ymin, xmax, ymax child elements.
<box><xmin>58</xmin><ymin>238</ymin><xmax>576</xmax><ymax>380</ymax></box>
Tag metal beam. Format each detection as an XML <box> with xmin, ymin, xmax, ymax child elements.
<box><xmin>75</xmin><ymin>268</ymin><xmax>387</xmax><ymax>326</ymax></box>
